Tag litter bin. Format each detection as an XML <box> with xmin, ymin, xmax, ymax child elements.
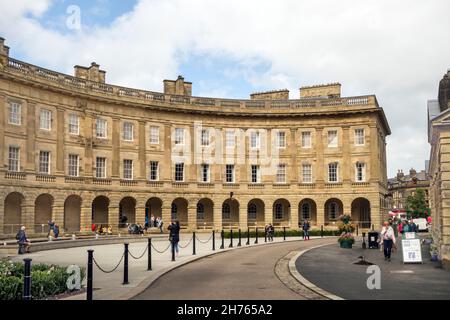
<box><xmin>368</xmin><ymin>231</ymin><xmax>379</xmax><ymax>249</ymax></box>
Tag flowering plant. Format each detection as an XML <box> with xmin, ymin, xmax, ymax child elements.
<box><xmin>338</xmin><ymin>232</ymin><xmax>355</xmax><ymax>244</ymax></box>
<box><xmin>337</xmin><ymin>214</ymin><xmax>356</xmax><ymax>233</ymax></box>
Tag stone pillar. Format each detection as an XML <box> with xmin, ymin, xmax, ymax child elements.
<box><xmin>56</xmin><ymin>108</ymin><xmax>65</xmax><ymax>175</ymax></box>
<box><xmin>109</xmin><ymin>205</ymin><xmax>120</xmax><ymax>232</ymax></box>
<box><xmin>161</xmin><ymin>203</ymin><xmax>172</xmax><ymax>228</ymax></box>
<box><xmin>52</xmin><ymin>196</ymin><xmax>65</xmax><ymax>229</ymax></box>
<box><xmin>289</xmin><ymin>201</ymin><xmax>299</xmax><ymax>230</ymax></box>
<box><xmin>112</xmin><ymin>117</ymin><xmax>120</xmax><ymax>178</ymax></box>
<box><xmin>22</xmin><ymin>200</ymin><xmax>35</xmax><ymax>234</ymax></box>
<box><xmin>369</xmin><ymin>125</ymin><xmax>380</xmax><ymax>182</ymax></box>
<box><xmin>163</xmin><ymin>124</ymin><xmax>172</xmax><ymax>181</ymax></box>
<box><xmin>83</xmin><ymin>113</ymin><xmax>94</xmax><ymax>177</ymax></box>
<box><xmin>264</xmin><ymin>200</ymin><xmax>273</xmax><ymax>226</ymax></box>
<box><xmin>80</xmin><ymin>205</ymin><xmax>93</xmax><ymax>233</ymax></box>
<box><xmin>138</xmin><ymin>121</ymin><xmax>146</xmax><ymax>179</ymax></box>
<box><xmin>0</xmin><ymin>195</ymin><xmax>4</xmax><ymax>235</ymax></box>
<box><xmin>25</xmin><ymin>102</ymin><xmax>36</xmax><ymax>173</ymax></box>
<box><xmin>213</xmin><ymin>201</ymin><xmax>222</xmax><ymax>231</ymax></box>
<box><xmin>188</xmin><ymin>203</ymin><xmax>197</xmax><ymax>231</ymax></box>
<box><xmin>316</xmin><ymin>200</ymin><xmax>325</xmax><ymax>227</ymax></box>
<box><xmin>0</xmin><ymin>94</ymin><xmax>5</xmax><ymax>168</ymax></box>
<box><xmin>135</xmin><ymin>205</ymin><xmax>146</xmax><ymax>226</ymax></box>
<box><xmin>239</xmin><ymin>200</ymin><xmax>248</xmax><ymax>230</ymax></box>
<box><xmin>342</xmin><ymin>126</ymin><xmax>350</xmax><ymax>183</ymax></box>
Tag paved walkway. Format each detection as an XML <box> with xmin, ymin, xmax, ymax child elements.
<box><xmin>134</xmin><ymin>238</ymin><xmax>336</xmax><ymax>300</ymax></box>
<box><xmin>8</xmin><ymin>234</ymin><xmax>328</xmax><ymax>300</ymax></box>
<box><xmin>296</xmin><ymin>237</ymin><xmax>450</xmax><ymax>300</ymax></box>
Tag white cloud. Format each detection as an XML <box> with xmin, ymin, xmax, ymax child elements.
<box><xmin>1</xmin><ymin>0</ymin><xmax>449</xmax><ymax>176</ymax></box>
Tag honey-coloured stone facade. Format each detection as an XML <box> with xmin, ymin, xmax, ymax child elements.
<box><xmin>0</xmin><ymin>38</ymin><xmax>391</xmax><ymax>236</ymax></box>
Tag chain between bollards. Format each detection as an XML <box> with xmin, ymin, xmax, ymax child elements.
<box><xmin>87</xmin><ymin>250</ymin><xmax>93</xmax><ymax>301</ymax></box>
<box><xmin>254</xmin><ymin>227</ymin><xmax>259</xmax><ymax>244</ymax></box>
<box><xmin>23</xmin><ymin>258</ymin><xmax>32</xmax><ymax>300</ymax></box>
<box><xmin>229</xmin><ymin>229</ymin><xmax>233</xmax><ymax>248</ymax></box>
<box><xmin>192</xmin><ymin>232</ymin><xmax>196</xmax><ymax>255</ymax></box>
<box><xmin>238</xmin><ymin>229</ymin><xmax>242</xmax><ymax>247</ymax></box>
<box><xmin>123</xmin><ymin>243</ymin><xmax>129</xmax><ymax>285</ymax></box>
<box><xmin>220</xmin><ymin>230</ymin><xmax>225</xmax><ymax>249</ymax></box>
<box><xmin>147</xmin><ymin>238</ymin><xmax>152</xmax><ymax>271</ymax></box>
<box><xmin>212</xmin><ymin>230</ymin><xmax>215</xmax><ymax>251</ymax></box>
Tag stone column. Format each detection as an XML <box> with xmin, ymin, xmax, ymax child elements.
<box><xmin>187</xmin><ymin>203</ymin><xmax>197</xmax><ymax>231</ymax></box>
<box><xmin>239</xmin><ymin>199</ymin><xmax>248</xmax><ymax>230</ymax></box>
<box><xmin>0</xmin><ymin>94</ymin><xmax>5</xmax><ymax>168</ymax></box>
<box><xmin>135</xmin><ymin>205</ymin><xmax>146</xmax><ymax>226</ymax></box>
<box><xmin>112</xmin><ymin>117</ymin><xmax>120</xmax><ymax>178</ymax></box>
<box><xmin>56</xmin><ymin>108</ymin><xmax>65</xmax><ymax>175</ymax></box>
<box><xmin>0</xmin><ymin>195</ymin><xmax>4</xmax><ymax>235</ymax></box>
<box><xmin>316</xmin><ymin>200</ymin><xmax>325</xmax><ymax>227</ymax></box>
<box><xmin>22</xmin><ymin>199</ymin><xmax>35</xmax><ymax>234</ymax></box>
<box><xmin>108</xmin><ymin>205</ymin><xmax>120</xmax><ymax>233</ymax></box>
<box><xmin>369</xmin><ymin>125</ymin><xmax>380</xmax><ymax>182</ymax></box>
<box><xmin>52</xmin><ymin>195</ymin><xmax>65</xmax><ymax>229</ymax></box>
<box><xmin>161</xmin><ymin>203</ymin><xmax>172</xmax><ymax>228</ymax></box>
<box><xmin>25</xmin><ymin>102</ymin><xmax>36</xmax><ymax>173</ymax></box>
<box><xmin>163</xmin><ymin>125</ymin><xmax>172</xmax><ymax>181</ymax></box>
<box><xmin>80</xmin><ymin>205</ymin><xmax>93</xmax><ymax>233</ymax></box>
<box><xmin>213</xmin><ymin>201</ymin><xmax>222</xmax><ymax>231</ymax></box>
<box><xmin>289</xmin><ymin>201</ymin><xmax>299</xmax><ymax>230</ymax></box>
<box><xmin>264</xmin><ymin>200</ymin><xmax>274</xmax><ymax>226</ymax></box>
<box><xmin>138</xmin><ymin>121</ymin><xmax>146</xmax><ymax>179</ymax></box>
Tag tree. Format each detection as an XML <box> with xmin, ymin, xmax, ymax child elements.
<box><xmin>405</xmin><ymin>188</ymin><xmax>430</xmax><ymax>218</ymax></box>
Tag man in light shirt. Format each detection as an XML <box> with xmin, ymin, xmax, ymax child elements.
<box><xmin>380</xmin><ymin>221</ymin><xmax>396</xmax><ymax>261</ymax></box>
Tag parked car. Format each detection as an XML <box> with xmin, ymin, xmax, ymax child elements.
<box><xmin>413</xmin><ymin>218</ymin><xmax>428</xmax><ymax>232</ymax></box>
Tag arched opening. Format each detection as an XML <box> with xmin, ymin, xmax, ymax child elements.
<box><xmin>35</xmin><ymin>194</ymin><xmax>54</xmax><ymax>234</ymax></box>
<box><xmin>145</xmin><ymin>197</ymin><xmax>163</xmax><ymax>227</ymax></box>
<box><xmin>324</xmin><ymin>198</ymin><xmax>343</xmax><ymax>226</ymax></box>
<box><xmin>273</xmin><ymin>199</ymin><xmax>290</xmax><ymax>227</ymax></box>
<box><xmin>222</xmin><ymin>199</ymin><xmax>239</xmax><ymax>228</ymax></box>
<box><xmin>92</xmin><ymin>196</ymin><xmax>109</xmax><ymax>226</ymax></box>
<box><xmin>351</xmin><ymin>198</ymin><xmax>371</xmax><ymax>228</ymax></box>
<box><xmin>64</xmin><ymin>195</ymin><xmax>81</xmax><ymax>232</ymax></box>
<box><xmin>298</xmin><ymin>199</ymin><xmax>317</xmax><ymax>227</ymax></box>
<box><xmin>119</xmin><ymin>197</ymin><xmax>136</xmax><ymax>227</ymax></box>
<box><xmin>197</xmin><ymin>198</ymin><xmax>214</xmax><ymax>229</ymax></box>
<box><xmin>171</xmin><ymin>198</ymin><xmax>188</xmax><ymax>228</ymax></box>
<box><xmin>247</xmin><ymin>198</ymin><xmax>265</xmax><ymax>227</ymax></box>
<box><xmin>4</xmin><ymin>192</ymin><xmax>24</xmax><ymax>234</ymax></box>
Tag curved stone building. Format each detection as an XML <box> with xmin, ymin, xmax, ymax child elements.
<box><xmin>0</xmin><ymin>38</ymin><xmax>391</xmax><ymax>236</ymax></box>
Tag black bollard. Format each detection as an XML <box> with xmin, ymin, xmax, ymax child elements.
<box><xmin>238</xmin><ymin>229</ymin><xmax>242</xmax><ymax>247</ymax></box>
<box><xmin>265</xmin><ymin>228</ymin><xmax>267</xmax><ymax>243</ymax></box>
<box><xmin>220</xmin><ymin>230</ymin><xmax>225</xmax><ymax>249</ymax></box>
<box><xmin>212</xmin><ymin>230</ymin><xmax>215</xmax><ymax>251</ymax></box>
<box><xmin>321</xmin><ymin>225</ymin><xmax>324</xmax><ymax>238</ymax></box>
<box><xmin>246</xmin><ymin>227</ymin><xmax>250</xmax><ymax>245</ymax></box>
<box><xmin>356</xmin><ymin>225</ymin><xmax>359</xmax><ymax>236</ymax></box>
<box><xmin>87</xmin><ymin>250</ymin><xmax>93</xmax><ymax>301</ymax></box>
<box><xmin>147</xmin><ymin>238</ymin><xmax>152</xmax><ymax>271</ymax></box>
<box><xmin>192</xmin><ymin>232</ymin><xmax>196</xmax><ymax>255</ymax></box>
<box><xmin>171</xmin><ymin>240</ymin><xmax>175</xmax><ymax>262</ymax></box>
<box><xmin>283</xmin><ymin>227</ymin><xmax>286</xmax><ymax>241</ymax></box>
<box><xmin>229</xmin><ymin>229</ymin><xmax>233</xmax><ymax>248</ymax></box>
<box><xmin>23</xmin><ymin>258</ymin><xmax>32</xmax><ymax>300</ymax></box>
<box><xmin>123</xmin><ymin>243</ymin><xmax>129</xmax><ymax>285</ymax></box>
<box><xmin>362</xmin><ymin>232</ymin><xmax>367</xmax><ymax>249</ymax></box>
<box><xmin>254</xmin><ymin>227</ymin><xmax>259</xmax><ymax>244</ymax></box>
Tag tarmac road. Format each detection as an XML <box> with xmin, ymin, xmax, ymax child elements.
<box><xmin>133</xmin><ymin>238</ymin><xmax>335</xmax><ymax>300</ymax></box>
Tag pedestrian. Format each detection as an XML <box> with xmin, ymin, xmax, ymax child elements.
<box><xmin>150</xmin><ymin>215</ymin><xmax>155</xmax><ymax>229</ymax></box>
<box><xmin>53</xmin><ymin>224</ymin><xmax>60</xmax><ymax>238</ymax></box>
<box><xmin>47</xmin><ymin>219</ymin><xmax>55</xmax><ymax>237</ymax></box>
<box><xmin>267</xmin><ymin>224</ymin><xmax>274</xmax><ymax>242</ymax></box>
<box><xmin>158</xmin><ymin>216</ymin><xmax>164</xmax><ymax>233</ymax></box>
<box><xmin>16</xmin><ymin>226</ymin><xmax>31</xmax><ymax>254</ymax></box>
<box><xmin>303</xmin><ymin>220</ymin><xmax>311</xmax><ymax>240</ymax></box>
<box><xmin>168</xmin><ymin>220</ymin><xmax>180</xmax><ymax>256</ymax></box>
<box><xmin>144</xmin><ymin>214</ymin><xmax>149</xmax><ymax>230</ymax></box>
<box><xmin>380</xmin><ymin>221</ymin><xmax>396</xmax><ymax>261</ymax></box>
<box><xmin>403</xmin><ymin>221</ymin><xmax>410</xmax><ymax>233</ymax></box>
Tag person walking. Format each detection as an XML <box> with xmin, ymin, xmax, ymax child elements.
<box><xmin>303</xmin><ymin>220</ymin><xmax>311</xmax><ymax>240</ymax></box>
<box><xmin>53</xmin><ymin>224</ymin><xmax>60</xmax><ymax>238</ymax></box>
<box><xmin>47</xmin><ymin>219</ymin><xmax>55</xmax><ymax>237</ymax></box>
<box><xmin>380</xmin><ymin>221</ymin><xmax>396</xmax><ymax>261</ymax></box>
<box><xmin>158</xmin><ymin>216</ymin><xmax>164</xmax><ymax>233</ymax></box>
<box><xmin>16</xmin><ymin>226</ymin><xmax>31</xmax><ymax>254</ymax></box>
<box><xmin>267</xmin><ymin>224</ymin><xmax>274</xmax><ymax>242</ymax></box>
<box><xmin>168</xmin><ymin>220</ymin><xmax>180</xmax><ymax>256</ymax></box>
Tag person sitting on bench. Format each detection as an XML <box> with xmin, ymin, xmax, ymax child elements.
<box><xmin>16</xmin><ymin>226</ymin><xmax>31</xmax><ymax>254</ymax></box>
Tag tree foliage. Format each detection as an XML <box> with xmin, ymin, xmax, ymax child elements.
<box><xmin>405</xmin><ymin>188</ymin><xmax>430</xmax><ymax>218</ymax></box>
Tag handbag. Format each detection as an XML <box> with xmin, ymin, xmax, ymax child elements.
<box><xmin>169</xmin><ymin>235</ymin><xmax>173</xmax><ymax>242</ymax></box>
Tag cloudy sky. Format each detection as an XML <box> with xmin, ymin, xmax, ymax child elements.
<box><xmin>1</xmin><ymin>0</ymin><xmax>449</xmax><ymax>177</ymax></box>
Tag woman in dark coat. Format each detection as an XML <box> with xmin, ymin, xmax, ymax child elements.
<box><xmin>168</xmin><ymin>220</ymin><xmax>180</xmax><ymax>256</ymax></box>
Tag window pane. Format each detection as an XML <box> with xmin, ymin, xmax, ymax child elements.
<box><xmin>327</xmin><ymin>130</ymin><xmax>338</xmax><ymax>147</ymax></box>
<box><xmin>251</xmin><ymin>165</ymin><xmax>260</xmax><ymax>183</ymax></box>
<box><xmin>150</xmin><ymin>161</ymin><xmax>159</xmax><ymax>181</ymax></box>
<box><xmin>39</xmin><ymin>151</ymin><xmax>50</xmax><ymax>174</ymax></box>
<box><xmin>222</xmin><ymin>203</ymin><xmax>231</xmax><ymax>220</ymax></box>
<box><xmin>301</xmin><ymin>132</ymin><xmax>311</xmax><ymax>148</ymax></box>
<box><xmin>69</xmin><ymin>114</ymin><xmax>79</xmax><ymax>134</ymax></box>
<box><xmin>175</xmin><ymin>163</ymin><xmax>184</xmax><ymax>181</ymax></box>
<box><xmin>123</xmin><ymin>122</ymin><xmax>133</xmax><ymax>141</ymax></box>
<box><xmin>201</xmin><ymin>164</ymin><xmax>209</xmax><ymax>182</ymax></box>
<box><xmin>201</xmin><ymin>129</ymin><xmax>209</xmax><ymax>146</ymax></box>
<box><xmin>123</xmin><ymin>159</ymin><xmax>133</xmax><ymax>179</ymax></box>
<box><xmin>175</xmin><ymin>128</ymin><xmax>184</xmax><ymax>145</ymax></box>
<box><xmin>8</xmin><ymin>102</ymin><xmax>21</xmax><ymax>125</ymax></box>
<box><xmin>226</xmin><ymin>130</ymin><xmax>235</xmax><ymax>147</ymax></box>
<box><xmin>226</xmin><ymin>164</ymin><xmax>234</xmax><ymax>183</ymax></box>
<box><xmin>328</xmin><ymin>163</ymin><xmax>338</xmax><ymax>182</ymax></box>
<box><xmin>302</xmin><ymin>164</ymin><xmax>312</xmax><ymax>183</ymax></box>
<box><xmin>150</xmin><ymin>126</ymin><xmax>159</xmax><ymax>144</ymax></box>
<box><xmin>68</xmin><ymin>154</ymin><xmax>79</xmax><ymax>177</ymax></box>
<box><xmin>8</xmin><ymin>146</ymin><xmax>20</xmax><ymax>172</ymax></box>
<box><xmin>277</xmin><ymin>132</ymin><xmax>286</xmax><ymax>148</ymax></box>
<box><xmin>355</xmin><ymin>129</ymin><xmax>365</xmax><ymax>145</ymax></box>
<box><xmin>276</xmin><ymin>164</ymin><xmax>286</xmax><ymax>183</ymax></box>
<box><xmin>96</xmin><ymin>118</ymin><xmax>107</xmax><ymax>138</ymax></box>
<box><xmin>96</xmin><ymin>157</ymin><xmax>106</xmax><ymax>178</ymax></box>
<box><xmin>40</xmin><ymin>109</ymin><xmax>52</xmax><ymax>130</ymax></box>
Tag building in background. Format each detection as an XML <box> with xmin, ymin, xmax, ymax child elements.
<box><xmin>387</xmin><ymin>167</ymin><xmax>430</xmax><ymax>210</ymax></box>
<box><xmin>428</xmin><ymin>69</ymin><xmax>450</xmax><ymax>269</ymax></box>
<box><xmin>0</xmin><ymin>38</ymin><xmax>391</xmax><ymax>237</ymax></box>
